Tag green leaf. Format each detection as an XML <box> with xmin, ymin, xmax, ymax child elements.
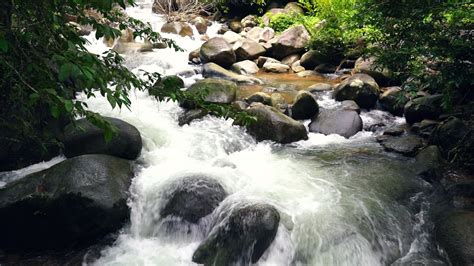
<box><xmin>50</xmin><ymin>105</ymin><xmax>60</xmax><ymax>118</ymax></box>
<box><xmin>0</xmin><ymin>39</ymin><xmax>8</xmax><ymax>52</ymax></box>
<box><xmin>64</xmin><ymin>100</ymin><xmax>74</xmax><ymax>112</ymax></box>
<box><xmin>59</xmin><ymin>63</ymin><xmax>73</xmax><ymax>81</ymax></box>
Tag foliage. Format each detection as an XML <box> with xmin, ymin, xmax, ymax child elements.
<box><xmin>207</xmin><ymin>0</ymin><xmax>267</xmax><ymax>14</ymax></box>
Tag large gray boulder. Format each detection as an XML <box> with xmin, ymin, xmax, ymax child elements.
<box><xmin>246</xmin><ymin>27</ymin><xmax>275</xmax><ymax>43</ymax></box>
<box><xmin>436</xmin><ymin>211</ymin><xmax>474</xmax><ymax>266</ymax></box>
<box><xmin>291</xmin><ymin>91</ymin><xmax>319</xmax><ymax>120</ymax></box>
<box><xmin>404</xmin><ymin>94</ymin><xmax>443</xmax><ymax>124</ymax></box>
<box><xmin>309</xmin><ymin>110</ymin><xmax>362</xmax><ymax>138</ymax></box>
<box><xmin>203</xmin><ymin>63</ymin><xmax>262</xmax><ymax>84</ymax></box>
<box><xmin>0</xmin><ymin>154</ymin><xmax>133</xmax><ymax>251</ymax></box>
<box><xmin>200</xmin><ymin>37</ymin><xmax>236</xmax><ymax>68</ymax></box>
<box><xmin>376</xmin><ymin>134</ymin><xmax>424</xmax><ymax>156</ymax></box>
<box><xmin>160</xmin><ymin>176</ymin><xmax>227</xmax><ymax>223</ymax></box>
<box><xmin>192</xmin><ymin>203</ymin><xmax>280</xmax><ymax>265</ymax></box>
<box><xmin>63</xmin><ymin>117</ymin><xmax>142</xmax><ymax>160</ymax></box>
<box><xmin>233</xmin><ymin>39</ymin><xmax>266</xmax><ymax>61</ymax></box>
<box><xmin>242</xmin><ymin>103</ymin><xmax>308</xmax><ymax>143</ymax></box>
<box><xmin>333</xmin><ymin>74</ymin><xmax>380</xmax><ymax>109</ymax></box>
<box><xmin>186</xmin><ymin>78</ymin><xmax>237</xmax><ymax>104</ymax></box>
<box><xmin>272</xmin><ymin>25</ymin><xmax>310</xmax><ymax>59</ymax></box>
<box><xmin>231</xmin><ymin>60</ymin><xmax>259</xmax><ymax>75</ymax></box>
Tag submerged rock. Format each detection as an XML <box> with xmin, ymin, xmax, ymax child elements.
<box><xmin>63</xmin><ymin>117</ymin><xmax>142</xmax><ymax>160</ymax></box>
<box><xmin>192</xmin><ymin>203</ymin><xmax>280</xmax><ymax>265</ymax></box>
<box><xmin>160</xmin><ymin>176</ymin><xmax>227</xmax><ymax>223</ymax></box>
<box><xmin>291</xmin><ymin>91</ymin><xmax>319</xmax><ymax>120</ymax></box>
<box><xmin>200</xmin><ymin>37</ymin><xmax>236</xmax><ymax>68</ymax></box>
<box><xmin>376</xmin><ymin>134</ymin><xmax>424</xmax><ymax>156</ymax></box>
<box><xmin>309</xmin><ymin>110</ymin><xmax>362</xmax><ymax>138</ymax></box>
<box><xmin>178</xmin><ymin>109</ymin><xmax>208</xmax><ymax>126</ymax></box>
<box><xmin>242</xmin><ymin>103</ymin><xmax>308</xmax><ymax>143</ymax></box>
<box><xmin>333</xmin><ymin>74</ymin><xmax>380</xmax><ymax>109</ymax></box>
<box><xmin>0</xmin><ymin>154</ymin><xmax>133</xmax><ymax>251</ymax></box>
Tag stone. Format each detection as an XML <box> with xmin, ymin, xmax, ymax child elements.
<box><xmin>161</xmin><ymin>22</ymin><xmax>194</xmax><ymax>37</ymax></box>
<box><xmin>192</xmin><ymin>203</ymin><xmax>280</xmax><ymax>265</ymax></box>
<box><xmin>257</xmin><ymin>56</ymin><xmax>280</xmax><ymax>68</ymax></box>
<box><xmin>281</xmin><ymin>54</ymin><xmax>301</xmax><ymax>66</ymax></box>
<box><xmin>189</xmin><ymin>48</ymin><xmax>201</xmax><ymax>64</ymax></box>
<box><xmin>296</xmin><ymin>70</ymin><xmax>323</xmax><ymax>78</ymax></box>
<box><xmin>178</xmin><ymin>109</ymin><xmax>209</xmax><ymax>126</ymax></box>
<box><xmin>272</xmin><ymin>25</ymin><xmax>310</xmax><ymax>59</ymax></box>
<box><xmin>376</xmin><ymin>135</ymin><xmax>424</xmax><ymax>156</ymax></box>
<box><xmin>415</xmin><ymin>145</ymin><xmax>442</xmax><ymax>182</ymax></box>
<box><xmin>247</xmin><ymin>27</ymin><xmax>275</xmax><ymax>43</ymax></box>
<box><xmin>271</xmin><ymin>93</ymin><xmax>288</xmax><ymax>111</ymax></box>
<box><xmin>309</xmin><ymin>110</ymin><xmax>363</xmax><ymax>138</ymax></box>
<box><xmin>232</xmin><ymin>101</ymin><xmax>249</xmax><ymax>111</ymax></box>
<box><xmin>353</xmin><ymin>56</ymin><xmax>392</xmax><ymax>86</ymax></box>
<box><xmin>242</xmin><ymin>103</ymin><xmax>308</xmax><ymax>143</ymax></box>
<box><xmin>404</xmin><ymin>94</ymin><xmax>443</xmax><ymax>124</ymax></box>
<box><xmin>435</xmin><ymin>211</ymin><xmax>474</xmax><ymax>266</ymax></box>
<box><xmin>430</xmin><ymin>117</ymin><xmax>471</xmax><ymax>157</ymax></box>
<box><xmin>263</xmin><ymin>62</ymin><xmax>290</xmax><ymax>73</ymax></box>
<box><xmin>203</xmin><ymin>63</ymin><xmax>263</xmax><ymax>84</ymax></box>
<box><xmin>160</xmin><ymin>176</ymin><xmax>227</xmax><ymax>223</ymax></box>
<box><xmin>300</xmin><ymin>50</ymin><xmax>324</xmax><ymax>70</ymax></box>
<box><xmin>379</xmin><ymin>87</ymin><xmax>408</xmax><ymax>116</ymax></box>
<box><xmin>200</xmin><ymin>37</ymin><xmax>236</xmax><ymax>68</ymax></box>
<box><xmin>63</xmin><ymin>117</ymin><xmax>142</xmax><ymax>160</ymax></box>
<box><xmin>291</xmin><ymin>60</ymin><xmax>305</xmax><ymax>73</ymax></box>
<box><xmin>284</xmin><ymin>2</ymin><xmax>304</xmax><ymax>14</ymax></box>
<box><xmin>0</xmin><ymin>154</ymin><xmax>133</xmax><ymax>251</ymax></box>
<box><xmin>112</xmin><ymin>41</ymin><xmax>153</xmax><ymax>54</ymax></box>
<box><xmin>291</xmin><ymin>91</ymin><xmax>319</xmax><ymax>120</ymax></box>
<box><xmin>333</xmin><ymin>74</ymin><xmax>380</xmax><ymax>109</ymax></box>
<box><xmin>341</xmin><ymin>100</ymin><xmax>361</xmax><ymax>114</ymax></box>
<box><xmin>233</xmin><ymin>39</ymin><xmax>266</xmax><ymax>61</ymax></box>
<box><xmin>186</xmin><ymin>78</ymin><xmax>237</xmax><ymax>104</ymax></box>
<box><xmin>231</xmin><ymin>60</ymin><xmax>259</xmax><ymax>75</ymax></box>
<box><xmin>190</xmin><ymin>17</ymin><xmax>208</xmax><ymax>34</ymax></box>
<box><xmin>229</xmin><ymin>20</ymin><xmax>243</xmax><ymax>33</ymax></box>
<box><xmin>241</xmin><ymin>15</ymin><xmax>259</xmax><ymax>28</ymax></box>
<box><xmin>246</xmin><ymin>92</ymin><xmax>272</xmax><ymax>106</ymax></box>
<box><xmin>307</xmin><ymin>83</ymin><xmax>333</xmax><ymax>92</ymax></box>
<box><xmin>150</xmin><ymin>75</ymin><xmax>185</xmax><ymax>97</ymax></box>
<box><xmin>222</xmin><ymin>31</ymin><xmax>243</xmax><ymax>44</ymax></box>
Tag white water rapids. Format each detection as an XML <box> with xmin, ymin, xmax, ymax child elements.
<box><xmin>0</xmin><ymin>2</ymin><xmax>449</xmax><ymax>265</ymax></box>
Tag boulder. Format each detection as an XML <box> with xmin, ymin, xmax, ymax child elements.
<box><xmin>263</xmin><ymin>62</ymin><xmax>290</xmax><ymax>73</ymax></box>
<box><xmin>383</xmin><ymin>125</ymin><xmax>406</xmax><ymax>136</ymax></box>
<box><xmin>161</xmin><ymin>22</ymin><xmax>193</xmax><ymax>37</ymax></box>
<box><xmin>300</xmin><ymin>50</ymin><xmax>324</xmax><ymax>70</ymax></box>
<box><xmin>430</xmin><ymin>117</ymin><xmax>471</xmax><ymax>157</ymax></box>
<box><xmin>379</xmin><ymin>87</ymin><xmax>408</xmax><ymax>116</ymax></box>
<box><xmin>186</xmin><ymin>78</ymin><xmax>237</xmax><ymax>104</ymax></box>
<box><xmin>262</xmin><ymin>8</ymin><xmax>287</xmax><ymax>26</ymax></box>
<box><xmin>246</xmin><ymin>92</ymin><xmax>272</xmax><ymax>106</ymax></box>
<box><xmin>291</xmin><ymin>91</ymin><xmax>319</xmax><ymax>120</ymax></box>
<box><xmin>222</xmin><ymin>31</ymin><xmax>243</xmax><ymax>44</ymax></box>
<box><xmin>112</xmin><ymin>41</ymin><xmax>153</xmax><ymax>54</ymax></box>
<box><xmin>190</xmin><ymin>17</ymin><xmax>208</xmax><ymax>34</ymax></box>
<box><xmin>241</xmin><ymin>15</ymin><xmax>259</xmax><ymax>28</ymax></box>
<box><xmin>189</xmin><ymin>48</ymin><xmax>201</xmax><ymax>64</ymax></box>
<box><xmin>242</xmin><ymin>103</ymin><xmax>308</xmax><ymax>143</ymax></box>
<box><xmin>271</xmin><ymin>93</ymin><xmax>288</xmax><ymax>111</ymax></box>
<box><xmin>247</xmin><ymin>27</ymin><xmax>275</xmax><ymax>43</ymax></box>
<box><xmin>160</xmin><ymin>176</ymin><xmax>227</xmax><ymax>223</ymax></box>
<box><xmin>63</xmin><ymin>117</ymin><xmax>142</xmax><ymax>160</ymax></box>
<box><xmin>281</xmin><ymin>54</ymin><xmax>301</xmax><ymax>66</ymax></box>
<box><xmin>192</xmin><ymin>203</ymin><xmax>280</xmax><ymax>265</ymax></box>
<box><xmin>291</xmin><ymin>60</ymin><xmax>305</xmax><ymax>73</ymax></box>
<box><xmin>229</xmin><ymin>20</ymin><xmax>243</xmax><ymax>33</ymax></box>
<box><xmin>150</xmin><ymin>75</ymin><xmax>185</xmax><ymax>97</ymax></box>
<box><xmin>415</xmin><ymin>145</ymin><xmax>442</xmax><ymax>182</ymax></box>
<box><xmin>233</xmin><ymin>39</ymin><xmax>266</xmax><ymax>61</ymax></box>
<box><xmin>404</xmin><ymin>94</ymin><xmax>443</xmax><ymax>124</ymax></box>
<box><xmin>435</xmin><ymin>211</ymin><xmax>474</xmax><ymax>266</ymax></box>
<box><xmin>341</xmin><ymin>100</ymin><xmax>361</xmax><ymax>114</ymax></box>
<box><xmin>272</xmin><ymin>25</ymin><xmax>310</xmax><ymax>59</ymax></box>
<box><xmin>376</xmin><ymin>135</ymin><xmax>424</xmax><ymax>156</ymax></box>
<box><xmin>284</xmin><ymin>2</ymin><xmax>304</xmax><ymax>14</ymax></box>
<box><xmin>333</xmin><ymin>74</ymin><xmax>380</xmax><ymax>109</ymax></box>
<box><xmin>231</xmin><ymin>60</ymin><xmax>259</xmax><ymax>75</ymax></box>
<box><xmin>411</xmin><ymin>119</ymin><xmax>440</xmax><ymax>138</ymax></box>
<box><xmin>200</xmin><ymin>37</ymin><xmax>236</xmax><ymax>68</ymax></box>
<box><xmin>203</xmin><ymin>63</ymin><xmax>262</xmax><ymax>84</ymax></box>
<box><xmin>0</xmin><ymin>154</ymin><xmax>133</xmax><ymax>251</ymax></box>
<box><xmin>353</xmin><ymin>56</ymin><xmax>392</xmax><ymax>86</ymax></box>
<box><xmin>257</xmin><ymin>56</ymin><xmax>281</xmax><ymax>68</ymax></box>
<box><xmin>309</xmin><ymin>110</ymin><xmax>362</xmax><ymax>138</ymax></box>
<box><xmin>296</xmin><ymin>70</ymin><xmax>323</xmax><ymax>78</ymax></box>
<box><xmin>307</xmin><ymin>83</ymin><xmax>333</xmax><ymax>92</ymax></box>
<box><xmin>232</xmin><ymin>101</ymin><xmax>249</xmax><ymax>111</ymax></box>
<box><xmin>178</xmin><ymin>109</ymin><xmax>209</xmax><ymax>126</ymax></box>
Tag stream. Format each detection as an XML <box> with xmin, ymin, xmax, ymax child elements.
<box><xmin>0</xmin><ymin>2</ymin><xmax>450</xmax><ymax>266</ymax></box>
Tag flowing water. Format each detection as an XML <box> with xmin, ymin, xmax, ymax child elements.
<box><xmin>0</xmin><ymin>3</ymin><xmax>449</xmax><ymax>265</ymax></box>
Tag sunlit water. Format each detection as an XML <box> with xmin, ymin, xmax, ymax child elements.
<box><xmin>0</xmin><ymin>3</ymin><xmax>448</xmax><ymax>266</ymax></box>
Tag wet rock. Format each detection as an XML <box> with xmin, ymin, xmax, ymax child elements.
<box><xmin>247</xmin><ymin>27</ymin><xmax>275</xmax><ymax>43</ymax></box>
<box><xmin>160</xmin><ymin>176</ymin><xmax>227</xmax><ymax>223</ymax></box>
<box><xmin>379</xmin><ymin>87</ymin><xmax>408</xmax><ymax>116</ymax></box>
<box><xmin>271</xmin><ymin>93</ymin><xmax>288</xmax><ymax>111</ymax></box>
<box><xmin>376</xmin><ymin>134</ymin><xmax>424</xmax><ymax>156</ymax></box>
<box><xmin>229</xmin><ymin>20</ymin><xmax>243</xmax><ymax>33</ymax></box>
<box><xmin>430</xmin><ymin>117</ymin><xmax>471</xmax><ymax>158</ymax></box>
<box><xmin>334</xmin><ymin>74</ymin><xmax>380</xmax><ymax>109</ymax></box>
<box><xmin>300</xmin><ymin>50</ymin><xmax>324</xmax><ymax>70</ymax></box>
<box><xmin>242</xmin><ymin>103</ymin><xmax>308</xmax><ymax>143</ymax></box>
<box><xmin>192</xmin><ymin>203</ymin><xmax>280</xmax><ymax>265</ymax></box>
<box><xmin>415</xmin><ymin>145</ymin><xmax>442</xmax><ymax>182</ymax></box>
<box><xmin>186</xmin><ymin>78</ymin><xmax>237</xmax><ymax>104</ymax></box>
<box><xmin>190</xmin><ymin>17</ymin><xmax>208</xmax><ymax>34</ymax></box>
<box><xmin>217</xmin><ymin>24</ymin><xmax>229</xmax><ymax>34</ymax></box>
<box><xmin>341</xmin><ymin>100</ymin><xmax>360</xmax><ymax>114</ymax></box>
<box><xmin>189</xmin><ymin>48</ymin><xmax>201</xmax><ymax>64</ymax></box>
<box><xmin>296</xmin><ymin>70</ymin><xmax>324</xmax><ymax>78</ymax></box>
<box><xmin>309</xmin><ymin>110</ymin><xmax>362</xmax><ymax>138</ymax></box>
<box><xmin>203</xmin><ymin>63</ymin><xmax>263</xmax><ymax>84</ymax></box>
<box><xmin>307</xmin><ymin>83</ymin><xmax>333</xmax><ymax>93</ymax></box>
<box><xmin>353</xmin><ymin>56</ymin><xmax>392</xmax><ymax>86</ymax></box>
<box><xmin>257</xmin><ymin>56</ymin><xmax>280</xmax><ymax>68</ymax></box>
<box><xmin>246</xmin><ymin>92</ymin><xmax>272</xmax><ymax>106</ymax></box>
<box><xmin>291</xmin><ymin>60</ymin><xmax>305</xmax><ymax>73</ymax></box>
<box><xmin>272</xmin><ymin>25</ymin><xmax>310</xmax><ymax>59</ymax></box>
<box><xmin>63</xmin><ymin>117</ymin><xmax>142</xmax><ymax>160</ymax></box>
<box><xmin>222</xmin><ymin>31</ymin><xmax>243</xmax><ymax>44</ymax></box>
<box><xmin>161</xmin><ymin>22</ymin><xmax>193</xmax><ymax>37</ymax></box>
<box><xmin>178</xmin><ymin>109</ymin><xmax>209</xmax><ymax>126</ymax></box>
<box><xmin>263</xmin><ymin>62</ymin><xmax>290</xmax><ymax>73</ymax></box>
<box><xmin>383</xmin><ymin>125</ymin><xmax>406</xmax><ymax>136</ymax></box>
<box><xmin>0</xmin><ymin>154</ymin><xmax>133</xmax><ymax>251</ymax></box>
<box><xmin>241</xmin><ymin>15</ymin><xmax>259</xmax><ymax>28</ymax></box>
<box><xmin>233</xmin><ymin>39</ymin><xmax>266</xmax><ymax>61</ymax></box>
<box><xmin>150</xmin><ymin>75</ymin><xmax>185</xmax><ymax>97</ymax></box>
<box><xmin>404</xmin><ymin>94</ymin><xmax>443</xmax><ymax>124</ymax></box>
<box><xmin>232</xmin><ymin>100</ymin><xmax>249</xmax><ymax>111</ymax></box>
<box><xmin>112</xmin><ymin>41</ymin><xmax>153</xmax><ymax>54</ymax></box>
<box><xmin>291</xmin><ymin>91</ymin><xmax>319</xmax><ymax>120</ymax></box>
<box><xmin>231</xmin><ymin>60</ymin><xmax>259</xmax><ymax>75</ymax></box>
<box><xmin>435</xmin><ymin>211</ymin><xmax>474</xmax><ymax>266</ymax></box>
<box><xmin>411</xmin><ymin>119</ymin><xmax>440</xmax><ymax>138</ymax></box>
<box><xmin>200</xmin><ymin>37</ymin><xmax>236</xmax><ymax>68</ymax></box>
